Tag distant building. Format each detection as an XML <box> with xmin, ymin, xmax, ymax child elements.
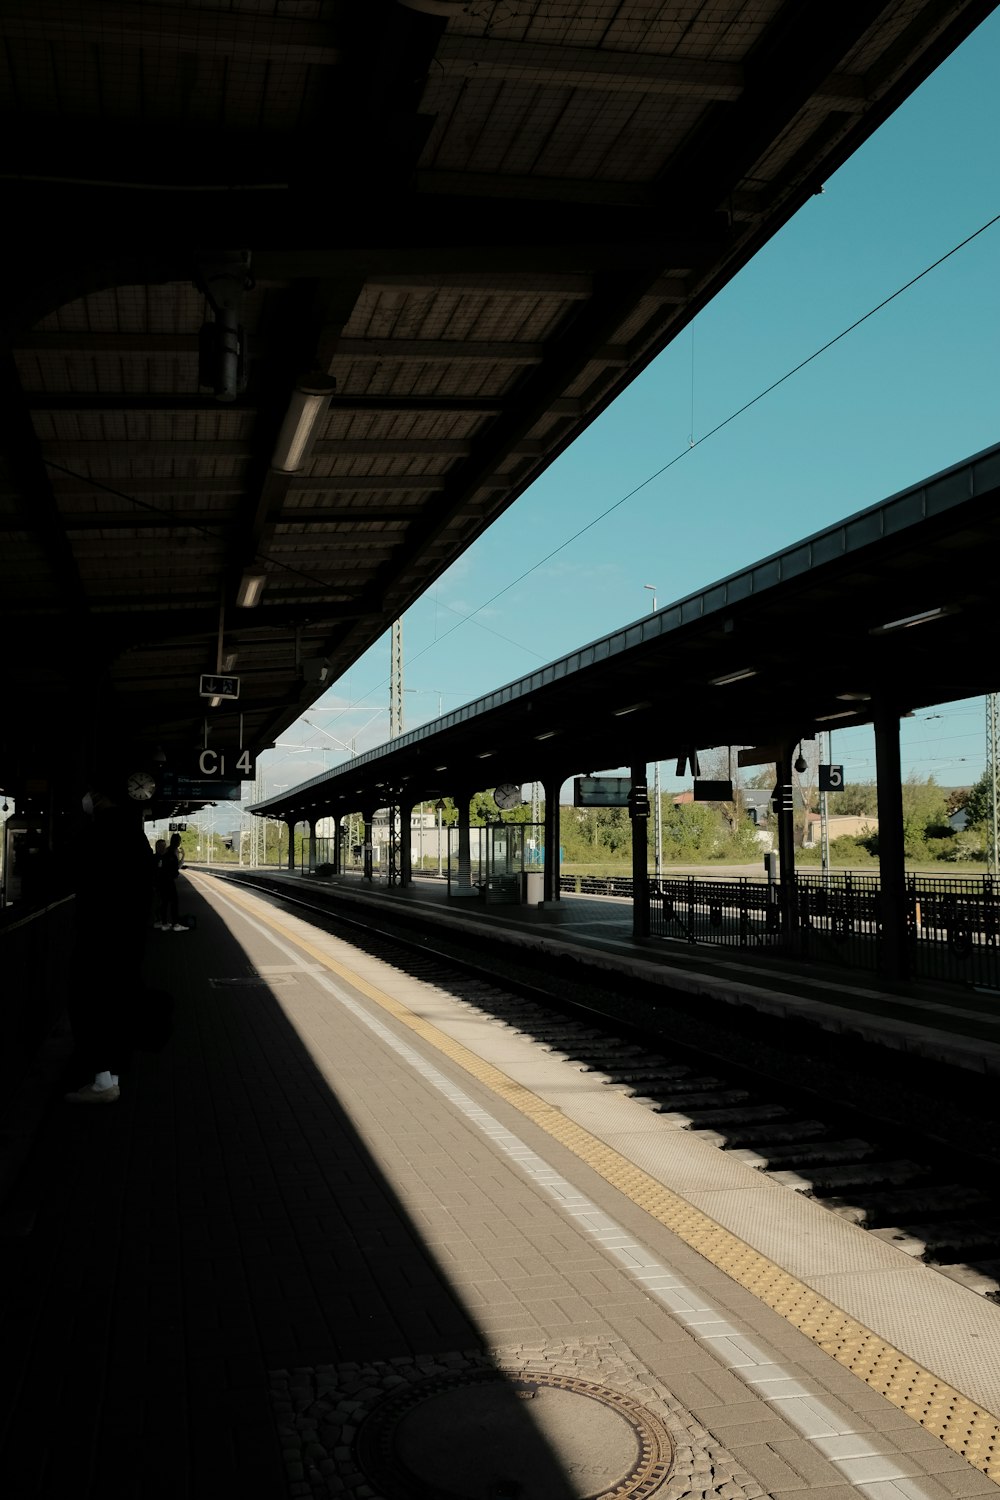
<box><xmin>803</xmin><ymin>813</ymin><xmax>877</xmax><ymax>846</ymax></box>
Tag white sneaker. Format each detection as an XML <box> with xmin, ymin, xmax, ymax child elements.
<box><xmin>172</xmin><ymin>923</ymin><xmax>188</xmax><ymax>931</ymax></box>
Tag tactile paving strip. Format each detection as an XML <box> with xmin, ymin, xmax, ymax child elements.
<box><xmin>216</xmin><ymin>883</ymin><xmax>1000</xmax><ymax>1482</ymax></box>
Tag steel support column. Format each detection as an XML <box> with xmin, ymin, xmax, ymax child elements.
<box><xmin>399</xmin><ymin>799</ymin><xmax>413</xmax><ymax>887</ymax></box>
<box><xmin>630</xmin><ymin>762</ymin><xmax>650</xmax><ymax>941</ymax></box>
<box><xmin>332</xmin><ymin>815</ymin><xmax>342</xmax><ymax>875</ymax></box>
<box><xmin>286</xmin><ymin>820</ymin><xmax>296</xmax><ymax>872</ymax></box>
<box><xmin>307</xmin><ymin>818</ymin><xmax>317</xmax><ymax>873</ymax></box>
<box><xmin>362</xmin><ymin>806</ymin><xmax>375</xmax><ymax>882</ymax></box>
<box><xmin>774</xmin><ymin>750</ymin><xmax>796</xmax><ymax>946</ymax></box>
<box><xmin>453</xmin><ymin>789</ymin><xmax>476</xmax><ymax>897</ymax></box>
<box><xmin>542</xmin><ymin>775</ymin><xmax>561</xmax><ymax>904</ymax></box>
<box><xmin>874</xmin><ymin>703</ymin><xmax>909</xmax><ymax>980</ymax></box>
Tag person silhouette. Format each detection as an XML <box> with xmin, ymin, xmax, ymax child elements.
<box><xmin>65</xmin><ymin>782</ymin><xmax>155</xmax><ymax>1104</ymax></box>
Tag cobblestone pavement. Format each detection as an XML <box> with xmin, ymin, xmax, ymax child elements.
<box><xmin>271</xmin><ymin>1337</ymin><xmax>771</xmax><ymax>1500</ymax></box>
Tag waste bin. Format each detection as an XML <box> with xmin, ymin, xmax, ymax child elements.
<box><xmin>522</xmin><ymin>871</ymin><xmax>543</xmax><ymax>904</ymax></box>
<box><xmin>486</xmin><ymin>874</ymin><xmax>520</xmax><ymax>904</ymax></box>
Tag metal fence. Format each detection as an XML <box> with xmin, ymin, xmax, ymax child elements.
<box><xmin>562</xmin><ymin>869</ymin><xmax>1000</xmax><ymax>987</ymax></box>
<box><xmin>794</xmin><ymin>872</ymin><xmax>883</xmax><ymax>974</ymax></box>
<box><xmin>650</xmin><ymin>876</ymin><xmax>783</xmax><ymax>950</ymax></box>
<box><xmin>908</xmin><ymin>873</ymin><xmax>1000</xmax><ymax>989</ymax></box>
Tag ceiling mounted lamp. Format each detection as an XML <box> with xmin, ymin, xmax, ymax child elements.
<box><xmin>613</xmin><ymin>701</ymin><xmax>651</xmax><ymax>717</ymax></box>
<box><xmin>236</xmin><ymin>571</ymin><xmax>266</xmax><ymax>609</ymax></box>
<box><xmin>816</xmin><ymin>709</ymin><xmax>861</xmax><ymax>723</ymax></box>
<box><xmin>534</xmin><ymin>731</ymin><xmax>557</xmax><ymax>741</ymax></box>
<box><xmin>272</xmin><ymin>375</ymin><xmax>337</xmax><ymax>473</ymax></box>
<box><xmin>869</xmin><ymin>605</ymin><xmax>952</xmax><ymax>635</ymax></box>
<box><xmin>709</xmin><ymin>668</ymin><xmax>757</xmax><ymax>686</ymax></box>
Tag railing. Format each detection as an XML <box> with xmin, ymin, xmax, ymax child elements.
<box><xmin>560</xmin><ymin>869</ymin><xmax>1000</xmax><ymax>987</ymax></box>
<box><xmin>908</xmin><ymin>873</ymin><xmax>1000</xmax><ymax>989</ymax></box>
<box><xmin>650</xmin><ymin>876</ymin><xmax>783</xmax><ymax>949</ymax></box>
<box><xmin>794</xmin><ymin>872</ymin><xmax>883</xmax><ymax>974</ymax></box>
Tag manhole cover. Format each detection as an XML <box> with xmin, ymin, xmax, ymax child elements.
<box><xmin>356</xmin><ymin>1367</ymin><xmax>674</xmax><ymax>1499</ymax></box>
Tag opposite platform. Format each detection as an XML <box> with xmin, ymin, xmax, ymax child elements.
<box><xmin>223</xmin><ymin>868</ymin><xmax>1000</xmax><ymax>1078</ymax></box>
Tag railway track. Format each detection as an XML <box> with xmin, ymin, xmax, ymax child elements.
<box><xmin>207</xmin><ymin>871</ymin><xmax>1000</xmax><ymax>1301</ymax></box>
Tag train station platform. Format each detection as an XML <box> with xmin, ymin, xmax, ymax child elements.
<box><xmin>2</xmin><ymin>869</ymin><xmax>1000</xmax><ymax>1500</ymax></box>
<box><xmin>239</xmin><ymin>869</ymin><xmax>1000</xmax><ymax>1081</ymax></box>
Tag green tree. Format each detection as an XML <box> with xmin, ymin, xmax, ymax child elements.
<box><xmin>827</xmin><ymin>780</ymin><xmax>879</xmax><ymax>818</ymax></box>
<box><xmin>960</xmin><ymin>770</ymin><xmax>995</xmax><ymax>830</ymax></box>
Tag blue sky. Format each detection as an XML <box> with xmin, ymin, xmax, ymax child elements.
<box><xmin>260</xmin><ymin>11</ymin><xmax>1000</xmax><ymax>802</ymax></box>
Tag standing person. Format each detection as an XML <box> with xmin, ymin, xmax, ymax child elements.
<box><xmin>163</xmin><ymin>831</ymin><xmax>187</xmax><ymax>931</ymax></box>
<box><xmin>153</xmin><ymin>838</ymin><xmax>171</xmax><ymax>929</ymax></box>
<box><xmin>65</xmin><ymin>782</ymin><xmax>155</xmax><ymax>1105</ymax></box>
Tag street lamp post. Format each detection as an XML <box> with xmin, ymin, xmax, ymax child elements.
<box><xmin>643</xmin><ymin>585</ymin><xmax>663</xmax><ymax>882</ymax></box>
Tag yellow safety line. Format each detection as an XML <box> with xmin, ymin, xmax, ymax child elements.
<box><xmin>211</xmin><ymin>878</ymin><xmax>1000</xmax><ymax>1482</ymax></box>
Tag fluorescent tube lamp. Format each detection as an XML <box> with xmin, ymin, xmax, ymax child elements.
<box><xmin>534</xmin><ymin>730</ymin><xmax>557</xmax><ymax>741</ymax></box>
<box><xmin>836</xmin><ymin>691</ymin><xmax>870</xmax><ymax>702</ymax></box>
<box><xmin>613</xmin><ymin>701</ymin><xmax>651</xmax><ymax>717</ymax></box>
<box><xmin>870</xmin><ymin>606</ymin><xmax>950</xmax><ymax>635</ymax></box>
<box><xmin>221</xmin><ymin>650</ymin><xmax>238</xmax><ymax>672</ymax></box>
<box><xmin>816</xmin><ymin>709</ymin><xmax>860</xmax><ymax>723</ymax></box>
<box><xmin>271</xmin><ymin>375</ymin><xmax>337</xmax><ymax>472</ymax></box>
<box><xmin>709</xmin><ymin>668</ymin><xmax>757</xmax><ymax>686</ymax></box>
<box><xmin>209</xmin><ymin>695</ymin><xmax>221</xmax><ymax>708</ymax></box>
<box><xmin>477</xmin><ymin>751</ymin><xmax>494</xmax><ymax>759</ymax></box>
<box><xmin>236</xmin><ymin>572</ymin><xmax>266</xmax><ymax>608</ymax></box>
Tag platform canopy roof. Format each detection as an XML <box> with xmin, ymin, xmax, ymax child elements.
<box><xmin>252</xmin><ymin>443</ymin><xmax>1000</xmax><ymax>821</ymax></box>
<box><xmin>1</xmin><ymin>0</ymin><xmax>995</xmax><ymax>796</ymax></box>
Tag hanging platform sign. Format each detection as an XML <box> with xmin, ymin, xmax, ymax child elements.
<box><xmin>200</xmin><ymin>673</ymin><xmax>240</xmax><ymax>700</ymax></box>
<box><xmin>158</xmin><ymin>772</ymin><xmax>243</xmax><ymax>801</ymax></box>
<box><xmin>573</xmin><ymin>776</ymin><xmax>632</xmax><ymax>807</ymax></box>
<box><xmin>737</xmin><ymin>745</ymin><xmax>783</xmax><ymax>768</ymax></box>
<box><xmin>818</xmin><ymin>764</ymin><xmax>845</xmax><ymax>792</ymax></box>
<box><xmin>192</xmin><ymin>747</ymin><xmax>256</xmax><ymax>779</ymax></box>
<box><xmin>693</xmin><ymin>779</ymin><xmax>734</xmax><ymax>801</ymax></box>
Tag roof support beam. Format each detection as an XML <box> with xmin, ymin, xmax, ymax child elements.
<box><xmin>0</xmin><ymin>2</ymin><xmax>343</xmax><ymax>65</ymax></box>
<box><xmin>434</xmin><ymin>34</ymin><xmax>744</xmax><ymax>99</ymax></box>
<box><xmin>36</xmin><ymin>474</ymin><xmax>449</xmax><ymax>497</ymax></box>
<box><xmin>11</xmin><ymin>506</ymin><xmax>421</xmax><ymax>532</ymax></box>
<box><xmin>16</xmin><ymin>332</ymin><xmax>628</xmax><ymax>365</ymax></box>
<box><xmin>38</xmin><ymin>438</ymin><xmax>491</xmax><ymax>458</ymax></box>
<box><xmin>434</xmin><ymin>34</ymin><xmax>869</xmax><ymax>109</ymax></box>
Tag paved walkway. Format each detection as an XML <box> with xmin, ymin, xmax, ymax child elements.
<box><xmin>2</xmin><ymin>871</ymin><xmax>999</xmax><ymax>1500</ymax></box>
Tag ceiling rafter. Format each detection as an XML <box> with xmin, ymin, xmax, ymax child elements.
<box><xmin>14</xmin><ymin>331</ymin><xmax>629</xmax><ymax>365</ymax></box>
<box><xmin>0</xmin><ymin>1</ymin><xmax>343</xmax><ymax>62</ymax></box>
<box><xmin>38</xmin><ymin>438</ymin><xmax>548</xmax><ymax>459</ymax></box>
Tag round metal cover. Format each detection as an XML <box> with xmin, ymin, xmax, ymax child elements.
<box><xmin>355</xmin><ymin>1366</ymin><xmax>674</xmax><ymax>1499</ymax></box>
